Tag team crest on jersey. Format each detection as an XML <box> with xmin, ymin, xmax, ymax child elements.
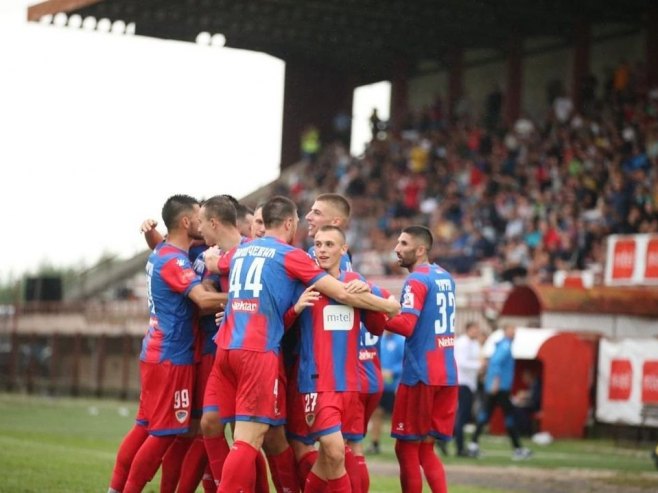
<box><xmin>175</xmin><ymin>410</ymin><xmax>189</xmax><ymax>423</ymax></box>
<box><xmin>402</xmin><ymin>285</ymin><xmax>414</xmax><ymax>308</ymax></box>
<box><xmin>305</xmin><ymin>413</ymin><xmax>316</xmax><ymax>426</ymax></box>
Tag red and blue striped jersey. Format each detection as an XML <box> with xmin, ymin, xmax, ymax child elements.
<box><xmin>399</xmin><ymin>263</ymin><xmax>458</xmax><ymax>386</ymax></box>
<box><xmin>357</xmin><ymin>285</ymin><xmax>391</xmax><ymax>394</ymax></box>
<box><xmin>296</xmin><ymin>271</ymin><xmax>387</xmax><ymax>393</ymax></box>
<box><xmin>216</xmin><ymin>236</ymin><xmax>327</xmax><ymax>353</ymax></box>
<box><xmin>191</xmin><ymin>248</ymin><xmax>221</xmax><ymax>356</ymax></box>
<box><xmin>140</xmin><ymin>243</ymin><xmax>202</xmax><ymax>365</ymax></box>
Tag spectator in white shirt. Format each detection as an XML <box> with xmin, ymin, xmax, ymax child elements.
<box><xmin>453</xmin><ymin>322</ymin><xmax>483</xmax><ymax>456</ymax></box>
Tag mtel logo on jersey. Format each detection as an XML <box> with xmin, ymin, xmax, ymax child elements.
<box><xmin>231</xmin><ymin>299</ymin><xmax>259</xmax><ymax>312</ymax></box>
<box><xmin>608</xmin><ymin>359</ymin><xmax>632</xmax><ymax>401</ymax></box>
<box><xmin>323</xmin><ymin>305</ymin><xmax>354</xmax><ymax>331</ymax></box>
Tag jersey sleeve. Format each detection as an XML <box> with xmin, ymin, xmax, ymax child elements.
<box><xmin>400</xmin><ymin>275</ymin><xmax>428</xmax><ymax>317</ymax></box>
<box><xmin>284</xmin><ymin>248</ymin><xmax>328</xmax><ymax>285</ymax></box>
<box><xmin>363</xmin><ymin>282</ymin><xmax>391</xmax><ymax>336</ymax></box>
<box><xmin>160</xmin><ymin>256</ymin><xmax>201</xmax><ymax>295</ymax></box>
<box><xmin>284</xmin><ymin>283</ymin><xmax>306</xmax><ymax>330</ymax></box>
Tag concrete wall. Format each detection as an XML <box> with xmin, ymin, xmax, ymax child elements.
<box><xmin>406</xmin><ymin>28</ymin><xmax>646</xmax><ymax>119</ymax></box>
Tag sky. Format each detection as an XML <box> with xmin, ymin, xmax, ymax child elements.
<box><xmin>0</xmin><ymin>0</ymin><xmax>286</xmax><ymax>281</ymax></box>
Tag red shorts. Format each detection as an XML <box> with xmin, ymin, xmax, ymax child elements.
<box><xmin>286</xmin><ymin>364</ymin><xmax>313</xmax><ymax>445</ymax></box>
<box><xmin>215</xmin><ymin>348</ymin><xmax>284</xmax><ymax>425</ymax></box>
<box><xmin>193</xmin><ymin>354</ymin><xmax>214</xmax><ymax>418</ymax></box>
<box><xmin>357</xmin><ymin>391</ymin><xmax>383</xmax><ymax>436</ymax></box>
<box><xmin>135</xmin><ymin>361</ymin><xmax>194</xmax><ymax>436</ymax></box>
<box><xmin>305</xmin><ymin>391</ymin><xmax>360</xmax><ymax>441</ymax></box>
<box><xmin>391</xmin><ymin>383</ymin><xmax>458</xmax><ymax>441</ymax></box>
<box><xmin>202</xmin><ymin>358</ymin><xmax>221</xmax><ymax>415</ymax></box>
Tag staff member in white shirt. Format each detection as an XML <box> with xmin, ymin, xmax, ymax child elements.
<box><xmin>453</xmin><ymin>322</ymin><xmax>482</xmax><ymax>456</ymax></box>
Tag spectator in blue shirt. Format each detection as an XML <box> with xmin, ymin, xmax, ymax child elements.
<box><xmin>366</xmin><ymin>330</ymin><xmax>405</xmax><ymax>454</ymax></box>
<box><xmin>467</xmin><ymin>325</ymin><xmax>532</xmax><ymax>461</ymax></box>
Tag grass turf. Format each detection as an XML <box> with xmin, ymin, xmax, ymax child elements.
<box><xmin>0</xmin><ymin>393</ymin><xmax>656</xmax><ymax>492</ymax></box>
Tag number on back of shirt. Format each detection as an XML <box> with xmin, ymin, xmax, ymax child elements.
<box><xmin>229</xmin><ymin>257</ymin><xmax>265</xmax><ymax>297</ymax></box>
<box><xmin>174</xmin><ymin>389</ymin><xmax>189</xmax><ymax>410</ymax></box>
<box><xmin>434</xmin><ymin>291</ymin><xmax>455</xmax><ymax>335</ymax></box>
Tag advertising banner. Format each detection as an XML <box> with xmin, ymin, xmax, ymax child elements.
<box><xmin>597</xmin><ymin>339</ymin><xmax>658</xmax><ymax>426</ymax></box>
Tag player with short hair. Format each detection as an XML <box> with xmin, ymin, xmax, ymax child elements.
<box><xmin>384</xmin><ymin>225</ymin><xmax>458</xmax><ymax>493</ymax></box>
<box><xmin>213</xmin><ymin>196</ymin><xmax>399</xmax><ymax>492</ymax></box>
<box><xmin>108</xmin><ymin>195</ymin><xmax>226</xmax><ymax>493</ymax></box>
<box><xmin>251</xmin><ymin>203</ymin><xmax>266</xmax><ymax>239</ymax></box>
<box><xmin>285</xmin><ymin>225</ymin><xmax>388</xmax><ymax>492</ymax></box>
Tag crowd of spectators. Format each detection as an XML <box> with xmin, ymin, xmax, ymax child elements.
<box><xmin>268</xmin><ymin>60</ymin><xmax>658</xmax><ymax>284</ymax></box>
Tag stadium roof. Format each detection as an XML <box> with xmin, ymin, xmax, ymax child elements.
<box><xmin>28</xmin><ymin>0</ymin><xmax>651</xmax><ymax>81</ymax></box>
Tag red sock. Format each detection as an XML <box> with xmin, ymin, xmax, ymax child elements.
<box><xmin>355</xmin><ymin>455</ymin><xmax>369</xmax><ymax>493</ymax></box>
<box><xmin>304</xmin><ymin>470</ymin><xmax>327</xmax><ymax>493</ymax></box>
<box><xmin>255</xmin><ymin>450</ymin><xmax>270</xmax><ymax>493</ymax></box>
<box><xmin>123</xmin><ymin>435</ymin><xmax>175</xmax><ymax>493</ymax></box>
<box><xmin>394</xmin><ymin>440</ymin><xmax>422</xmax><ymax>493</ymax></box>
<box><xmin>344</xmin><ymin>447</ymin><xmax>361</xmax><ymax>493</ymax></box>
<box><xmin>419</xmin><ymin>442</ymin><xmax>447</xmax><ymax>493</ymax></box>
<box><xmin>160</xmin><ymin>436</ymin><xmax>194</xmax><ymax>492</ymax></box>
<box><xmin>218</xmin><ymin>440</ymin><xmax>258</xmax><ymax>492</ymax></box>
<box><xmin>267</xmin><ymin>447</ymin><xmax>301</xmax><ymax>493</ymax></box>
<box><xmin>177</xmin><ymin>437</ymin><xmax>208</xmax><ymax>493</ymax></box>
<box><xmin>327</xmin><ymin>474</ymin><xmax>351</xmax><ymax>493</ymax></box>
<box><xmin>297</xmin><ymin>450</ymin><xmax>319</xmax><ymax>486</ymax></box>
<box><xmin>204</xmin><ymin>435</ymin><xmax>230</xmax><ymax>484</ymax></box>
<box><xmin>201</xmin><ymin>465</ymin><xmax>215</xmax><ymax>493</ymax></box>
<box><xmin>109</xmin><ymin>425</ymin><xmax>149</xmax><ymax>491</ymax></box>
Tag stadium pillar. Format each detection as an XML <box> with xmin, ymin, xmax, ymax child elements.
<box><xmin>49</xmin><ymin>333</ymin><xmax>58</xmax><ymax>395</ymax></box>
<box><xmin>71</xmin><ymin>333</ymin><xmax>81</xmax><ymax>396</ymax></box>
<box><xmin>26</xmin><ymin>333</ymin><xmax>36</xmax><ymax>394</ymax></box>
<box><xmin>281</xmin><ymin>61</ymin><xmax>356</xmax><ymax>169</ymax></box>
<box><xmin>95</xmin><ymin>334</ymin><xmax>107</xmax><ymax>397</ymax></box>
<box><xmin>505</xmin><ymin>38</ymin><xmax>523</xmax><ymax>125</ymax></box>
<box><xmin>447</xmin><ymin>47</ymin><xmax>464</xmax><ymax>121</ymax></box>
<box><xmin>572</xmin><ymin>20</ymin><xmax>591</xmax><ymax>113</ymax></box>
<box><xmin>121</xmin><ymin>333</ymin><xmax>132</xmax><ymax>400</ymax></box>
<box><xmin>648</xmin><ymin>5</ymin><xmax>658</xmax><ymax>87</ymax></box>
<box><xmin>390</xmin><ymin>58</ymin><xmax>409</xmax><ymax>133</ymax></box>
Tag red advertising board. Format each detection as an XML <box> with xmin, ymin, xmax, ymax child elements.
<box><xmin>611</xmin><ymin>239</ymin><xmax>636</xmax><ymax>281</ymax></box>
<box><xmin>608</xmin><ymin>359</ymin><xmax>633</xmax><ymax>401</ymax></box>
<box><xmin>642</xmin><ymin>361</ymin><xmax>658</xmax><ymax>403</ymax></box>
<box><xmin>644</xmin><ymin>238</ymin><xmax>658</xmax><ymax>280</ymax></box>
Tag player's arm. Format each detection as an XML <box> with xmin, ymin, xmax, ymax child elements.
<box><xmin>187</xmin><ymin>284</ymin><xmax>226</xmax><ymax>312</ymax></box>
<box><xmin>140</xmin><ymin>218</ymin><xmax>164</xmax><ymax>250</ymax></box>
<box><xmin>286</xmin><ymin>248</ymin><xmax>399</xmax><ymax>316</ymax></box>
<box><xmin>204</xmin><ymin>247</ymin><xmax>221</xmax><ymax>274</ymax></box>
<box><xmin>313</xmin><ymin>276</ymin><xmax>400</xmax><ymax>316</ymax></box>
<box><xmin>384</xmin><ymin>276</ymin><xmax>427</xmax><ymax>337</ymax></box>
<box><xmin>283</xmin><ymin>285</ymin><xmax>318</xmax><ymax>329</ymax></box>
<box><xmin>362</xmin><ymin>286</ymin><xmax>395</xmax><ymax>336</ymax></box>
<box><xmin>384</xmin><ymin>312</ymin><xmax>417</xmax><ymax>337</ymax></box>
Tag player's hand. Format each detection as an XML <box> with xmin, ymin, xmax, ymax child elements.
<box><xmin>295</xmin><ymin>285</ymin><xmax>321</xmax><ymax>314</ymax></box>
<box><xmin>385</xmin><ymin>299</ymin><xmax>401</xmax><ymax>318</ymax></box>
<box><xmin>140</xmin><ymin>218</ymin><xmax>158</xmax><ymax>233</ymax></box>
<box><xmin>204</xmin><ymin>246</ymin><xmax>221</xmax><ymax>274</ymax></box>
<box><xmin>345</xmin><ymin>279</ymin><xmax>370</xmax><ymax>294</ymax></box>
<box><xmin>215</xmin><ymin>309</ymin><xmax>225</xmax><ymax>326</ymax></box>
